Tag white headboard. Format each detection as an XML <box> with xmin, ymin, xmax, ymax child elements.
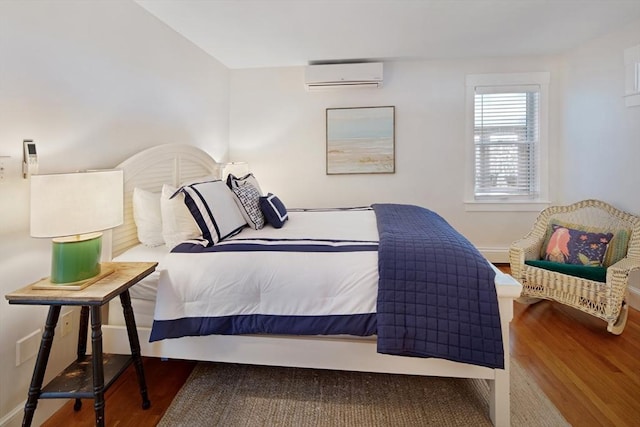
<box><xmin>110</xmin><ymin>144</ymin><xmax>219</xmax><ymax>258</ymax></box>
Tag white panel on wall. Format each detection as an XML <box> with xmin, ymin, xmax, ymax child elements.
<box><xmin>624</xmin><ymin>44</ymin><xmax>640</xmax><ymax>107</ymax></box>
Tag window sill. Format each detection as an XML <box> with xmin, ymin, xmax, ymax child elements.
<box><xmin>464</xmin><ymin>200</ymin><xmax>551</xmax><ymax>212</ymax></box>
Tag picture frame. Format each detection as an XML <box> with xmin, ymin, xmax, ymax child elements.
<box><xmin>326</xmin><ymin>106</ymin><xmax>395</xmax><ymax>175</ymax></box>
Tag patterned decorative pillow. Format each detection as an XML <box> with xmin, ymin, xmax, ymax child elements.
<box><xmin>177</xmin><ymin>180</ymin><xmax>247</xmax><ymax>246</ymax></box>
<box><xmin>259</xmin><ymin>193</ymin><xmax>288</xmax><ymax>229</ymax></box>
<box><xmin>543</xmin><ymin>224</ymin><xmax>613</xmax><ymax>266</ymax></box>
<box><xmin>226</xmin><ymin>173</ymin><xmax>263</xmax><ymax>196</ymax></box>
<box><xmin>230</xmin><ymin>181</ymin><xmax>265</xmax><ymax>230</ymax></box>
<box><xmin>540</xmin><ymin>220</ymin><xmax>630</xmax><ymax>267</ymax></box>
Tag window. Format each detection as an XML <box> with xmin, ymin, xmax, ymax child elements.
<box><xmin>465</xmin><ymin>72</ymin><xmax>550</xmax><ymax>211</ymax></box>
<box><xmin>474</xmin><ymin>88</ymin><xmax>539</xmax><ymax>198</ymax></box>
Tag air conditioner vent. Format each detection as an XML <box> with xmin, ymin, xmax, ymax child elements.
<box><xmin>305</xmin><ymin>62</ymin><xmax>383</xmax><ymax>91</ymax></box>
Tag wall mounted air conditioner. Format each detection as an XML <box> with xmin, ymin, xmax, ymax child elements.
<box><xmin>305</xmin><ymin>62</ymin><xmax>383</xmax><ymax>91</ymax></box>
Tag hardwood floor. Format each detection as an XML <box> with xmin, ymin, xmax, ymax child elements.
<box><xmin>510</xmin><ymin>297</ymin><xmax>640</xmax><ymax>426</ymax></box>
<box><xmin>42</xmin><ymin>358</ymin><xmax>196</xmax><ymax>427</ymax></box>
<box><xmin>42</xmin><ymin>265</ymin><xmax>640</xmax><ymax>426</ymax></box>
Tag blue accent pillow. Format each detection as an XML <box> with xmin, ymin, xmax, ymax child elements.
<box><xmin>260</xmin><ymin>193</ymin><xmax>288</xmax><ymax>228</ymax></box>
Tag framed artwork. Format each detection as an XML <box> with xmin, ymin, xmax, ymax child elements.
<box><xmin>326</xmin><ymin>106</ymin><xmax>395</xmax><ymax>174</ymax></box>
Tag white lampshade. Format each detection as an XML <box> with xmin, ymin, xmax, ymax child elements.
<box><xmin>221</xmin><ymin>162</ymin><xmax>249</xmax><ymax>180</ymax></box>
<box><xmin>30</xmin><ymin>170</ymin><xmax>124</xmax><ymax>238</ymax></box>
<box><xmin>30</xmin><ymin>169</ymin><xmax>123</xmax><ymax>285</ymax></box>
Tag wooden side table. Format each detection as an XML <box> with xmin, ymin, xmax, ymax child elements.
<box><xmin>5</xmin><ymin>262</ymin><xmax>157</xmax><ymax>427</ymax></box>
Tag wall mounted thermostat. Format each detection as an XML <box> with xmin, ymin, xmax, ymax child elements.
<box><xmin>23</xmin><ymin>140</ymin><xmax>38</xmax><ymax>178</ymax></box>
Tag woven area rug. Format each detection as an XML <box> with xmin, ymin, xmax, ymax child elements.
<box><xmin>159</xmin><ymin>359</ymin><xmax>568</xmax><ymax>426</ymax></box>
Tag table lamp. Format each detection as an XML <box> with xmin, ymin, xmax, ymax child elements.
<box><xmin>221</xmin><ymin>162</ymin><xmax>249</xmax><ymax>180</ymax></box>
<box><xmin>30</xmin><ymin>169</ymin><xmax>124</xmax><ymax>285</ymax></box>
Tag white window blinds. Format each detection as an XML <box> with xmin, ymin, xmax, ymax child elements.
<box><xmin>473</xmin><ymin>85</ymin><xmax>540</xmax><ymax>198</ymax></box>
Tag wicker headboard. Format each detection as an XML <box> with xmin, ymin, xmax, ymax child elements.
<box><xmin>109</xmin><ymin>144</ymin><xmax>219</xmax><ymax>258</ymax></box>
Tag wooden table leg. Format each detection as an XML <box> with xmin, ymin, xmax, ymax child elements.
<box><xmin>74</xmin><ymin>306</ymin><xmax>90</xmax><ymax>412</ymax></box>
<box><xmin>90</xmin><ymin>306</ymin><xmax>105</xmax><ymax>427</ymax></box>
<box><xmin>77</xmin><ymin>306</ymin><xmax>89</xmax><ymax>358</ymax></box>
<box><xmin>120</xmin><ymin>290</ymin><xmax>151</xmax><ymax>409</ymax></box>
<box><xmin>22</xmin><ymin>306</ymin><xmax>61</xmax><ymax>427</ymax></box>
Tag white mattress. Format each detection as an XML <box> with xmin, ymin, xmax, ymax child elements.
<box><xmin>108</xmin><ymin>244</ymin><xmax>169</xmax><ymax>327</ymax></box>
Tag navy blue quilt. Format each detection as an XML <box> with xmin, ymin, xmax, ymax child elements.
<box><xmin>372</xmin><ymin>204</ymin><xmax>504</xmax><ymax>369</ymax></box>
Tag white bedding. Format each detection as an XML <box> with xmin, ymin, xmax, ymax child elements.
<box><xmin>109</xmin><ymin>209</ymin><xmax>380</xmax><ymax>330</ymax></box>
<box><xmin>108</xmin><ymin>244</ymin><xmax>169</xmax><ymax>327</ymax></box>
<box><xmin>112</xmin><ymin>244</ymin><xmax>169</xmax><ymax>300</ymax></box>
<box><xmin>154</xmin><ymin>209</ymin><xmax>379</xmax><ymax>323</ymax></box>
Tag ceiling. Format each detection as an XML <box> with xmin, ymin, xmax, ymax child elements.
<box><xmin>136</xmin><ymin>0</ymin><xmax>640</xmax><ymax>69</ymax></box>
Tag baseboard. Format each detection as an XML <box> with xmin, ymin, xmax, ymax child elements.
<box><xmin>0</xmin><ymin>403</ymin><xmax>22</xmax><ymax>427</ymax></box>
<box><xmin>0</xmin><ymin>399</ymin><xmax>65</xmax><ymax>427</ymax></box>
<box><xmin>478</xmin><ymin>247</ymin><xmax>510</xmax><ymax>264</ymax></box>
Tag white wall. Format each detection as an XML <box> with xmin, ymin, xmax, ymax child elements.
<box><xmin>0</xmin><ymin>1</ymin><xmax>230</xmax><ymax>425</ymax></box>
<box><xmin>2</xmin><ymin>2</ymin><xmax>639</xmax><ymax>424</ymax></box>
<box><xmin>229</xmin><ymin>57</ymin><xmax>564</xmax><ymax>254</ymax></box>
<box><xmin>561</xmin><ymin>18</ymin><xmax>640</xmax><ymax>214</ymax></box>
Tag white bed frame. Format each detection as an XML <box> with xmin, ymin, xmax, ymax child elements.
<box><xmin>101</xmin><ymin>144</ymin><xmax>522</xmax><ymax>427</ymax></box>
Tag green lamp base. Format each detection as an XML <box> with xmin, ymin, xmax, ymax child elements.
<box><xmin>50</xmin><ymin>232</ymin><xmax>103</xmax><ymax>284</ymax></box>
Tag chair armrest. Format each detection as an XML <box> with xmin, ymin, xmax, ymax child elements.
<box><xmin>509</xmin><ymin>236</ymin><xmax>544</xmax><ymax>280</ymax></box>
<box><xmin>607</xmin><ymin>257</ymin><xmax>640</xmax><ymax>295</ymax></box>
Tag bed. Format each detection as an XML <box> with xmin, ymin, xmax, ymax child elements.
<box><xmin>101</xmin><ymin>144</ymin><xmax>522</xmax><ymax>426</ymax></box>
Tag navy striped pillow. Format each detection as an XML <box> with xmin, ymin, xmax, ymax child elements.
<box><xmin>177</xmin><ymin>180</ymin><xmax>247</xmax><ymax>245</ymax></box>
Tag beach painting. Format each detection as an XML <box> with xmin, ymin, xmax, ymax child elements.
<box><xmin>326</xmin><ymin>106</ymin><xmax>395</xmax><ymax>174</ymax></box>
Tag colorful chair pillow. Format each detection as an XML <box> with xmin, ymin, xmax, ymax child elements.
<box><xmin>542</xmin><ymin>224</ymin><xmax>613</xmax><ymax>266</ymax></box>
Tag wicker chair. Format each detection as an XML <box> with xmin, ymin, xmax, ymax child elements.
<box><xmin>510</xmin><ymin>199</ymin><xmax>640</xmax><ymax>334</ymax></box>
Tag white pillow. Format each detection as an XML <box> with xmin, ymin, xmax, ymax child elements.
<box><xmin>160</xmin><ymin>184</ymin><xmax>202</xmax><ymax>249</ymax></box>
<box><xmin>132</xmin><ymin>187</ymin><xmax>164</xmax><ymax>247</ymax></box>
<box><xmin>181</xmin><ymin>175</ymin><xmax>220</xmax><ymax>186</ymax></box>
<box><xmin>178</xmin><ymin>180</ymin><xmax>247</xmax><ymax>245</ymax></box>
